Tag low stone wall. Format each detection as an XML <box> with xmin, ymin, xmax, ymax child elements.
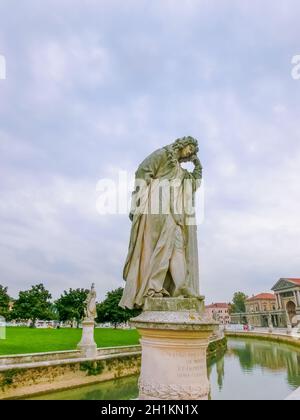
<box><xmin>0</xmin><ymin>350</ymin><xmax>81</xmax><ymax>367</ymax></box>
<box><xmin>98</xmin><ymin>345</ymin><xmax>141</xmax><ymax>356</ymax></box>
<box><xmin>0</xmin><ymin>350</ymin><xmax>141</xmax><ymax>400</ymax></box>
<box><xmin>0</xmin><ymin>345</ymin><xmax>142</xmax><ymax>367</ymax></box>
<box><xmin>0</xmin><ymin>335</ymin><xmax>227</xmax><ymax>400</ymax></box>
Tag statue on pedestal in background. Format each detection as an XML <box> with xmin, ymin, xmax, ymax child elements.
<box><xmin>84</xmin><ymin>283</ymin><xmax>97</xmax><ymax>321</ymax></box>
<box><xmin>268</xmin><ymin>313</ymin><xmax>273</xmax><ymax>333</ymax></box>
<box><xmin>77</xmin><ymin>284</ymin><xmax>97</xmax><ymax>358</ymax></box>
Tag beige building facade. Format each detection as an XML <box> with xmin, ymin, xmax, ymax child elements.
<box><xmin>205</xmin><ymin>303</ymin><xmax>230</xmax><ymax>325</ymax></box>
<box><xmin>245</xmin><ymin>293</ymin><xmax>276</xmax><ymax>313</ymax></box>
<box><xmin>231</xmin><ymin>278</ymin><xmax>300</xmax><ymax>328</ymax></box>
<box><xmin>272</xmin><ymin>278</ymin><xmax>300</xmax><ymax>327</ymax></box>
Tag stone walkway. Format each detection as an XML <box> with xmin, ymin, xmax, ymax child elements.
<box><xmin>226</xmin><ymin>326</ymin><xmax>300</xmax><ymax>339</ymax></box>
<box><xmin>286</xmin><ymin>387</ymin><xmax>300</xmax><ymax>400</ymax></box>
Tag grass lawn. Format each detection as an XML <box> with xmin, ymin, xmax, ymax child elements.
<box><xmin>0</xmin><ymin>327</ymin><xmax>140</xmax><ymax>356</ymax></box>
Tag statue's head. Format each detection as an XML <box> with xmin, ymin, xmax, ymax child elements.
<box><xmin>172</xmin><ymin>136</ymin><xmax>199</xmax><ymax>162</ymax></box>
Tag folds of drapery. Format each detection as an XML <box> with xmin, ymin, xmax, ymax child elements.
<box><xmin>119</xmin><ymin>147</ymin><xmax>201</xmax><ymax>309</ymax></box>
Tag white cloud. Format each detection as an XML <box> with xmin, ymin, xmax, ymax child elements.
<box><xmin>0</xmin><ymin>170</ymin><xmax>128</xmax><ymax>299</ymax></box>
<box><xmin>29</xmin><ymin>35</ymin><xmax>113</xmax><ymax>104</ymax></box>
<box><xmin>0</xmin><ymin>131</ymin><xmax>44</xmax><ymax>163</ymax></box>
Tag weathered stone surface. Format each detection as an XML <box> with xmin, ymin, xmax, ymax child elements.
<box><xmin>131</xmin><ymin>297</ymin><xmax>218</xmax><ymax>400</ymax></box>
<box><xmin>0</xmin><ymin>345</ymin><xmax>142</xmax><ymax>367</ymax></box>
<box><xmin>143</xmin><ymin>296</ymin><xmax>205</xmax><ymax>312</ymax></box>
<box><xmin>131</xmin><ymin>297</ymin><xmax>218</xmax><ymax>332</ymax></box>
<box><xmin>77</xmin><ymin>321</ymin><xmax>97</xmax><ymax>358</ymax></box>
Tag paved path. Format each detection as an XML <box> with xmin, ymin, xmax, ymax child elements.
<box><xmin>225</xmin><ymin>326</ymin><xmax>300</xmax><ymax>339</ymax></box>
<box><xmin>286</xmin><ymin>387</ymin><xmax>300</xmax><ymax>400</ymax></box>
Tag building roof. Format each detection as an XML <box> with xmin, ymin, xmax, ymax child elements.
<box><xmin>272</xmin><ymin>278</ymin><xmax>300</xmax><ymax>291</ymax></box>
<box><xmin>246</xmin><ymin>293</ymin><xmax>275</xmax><ymax>302</ymax></box>
<box><xmin>286</xmin><ymin>278</ymin><xmax>300</xmax><ymax>285</ymax></box>
<box><xmin>206</xmin><ymin>303</ymin><xmax>229</xmax><ymax>309</ymax></box>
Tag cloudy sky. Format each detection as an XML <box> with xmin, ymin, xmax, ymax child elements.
<box><xmin>0</xmin><ymin>0</ymin><xmax>300</xmax><ymax>303</ymax></box>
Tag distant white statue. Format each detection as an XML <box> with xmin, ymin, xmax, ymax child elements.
<box><xmin>78</xmin><ymin>284</ymin><xmax>98</xmax><ymax>358</ymax></box>
<box><xmin>84</xmin><ymin>284</ymin><xmax>97</xmax><ymax>321</ymax></box>
<box><xmin>0</xmin><ymin>316</ymin><xmax>6</xmax><ymax>340</ymax></box>
<box><xmin>268</xmin><ymin>313</ymin><xmax>273</xmax><ymax>332</ymax></box>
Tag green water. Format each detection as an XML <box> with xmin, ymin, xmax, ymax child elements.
<box><xmin>30</xmin><ymin>338</ymin><xmax>300</xmax><ymax>400</ymax></box>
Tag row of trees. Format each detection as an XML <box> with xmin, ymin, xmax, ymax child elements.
<box><xmin>0</xmin><ymin>284</ymin><xmax>141</xmax><ymax>328</ymax></box>
<box><xmin>0</xmin><ymin>283</ymin><xmax>248</xmax><ymax>327</ymax></box>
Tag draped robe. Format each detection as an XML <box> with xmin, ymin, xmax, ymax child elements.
<box><xmin>119</xmin><ymin>145</ymin><xmax>202</xmax><ymax>309</ymax></box>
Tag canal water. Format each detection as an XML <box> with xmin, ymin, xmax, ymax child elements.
<box><xmin>29</xmin><ymin>338</ymin><xmax>300</xmax><ymax>400</ymax></box>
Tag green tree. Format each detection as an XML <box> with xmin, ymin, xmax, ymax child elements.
<box><xmin>55</xmin><ymin>288</ymin><xmax>89</xmax><ymax>328</ymax></box>
<box><xmin>0</xmin><ymin>285</ymin><xmax>10</xmax><ymax>320</ymax></box>
<box><xmin>96</xmin><ymin>288</ymin><xmax>141</xmax><ymax>328</ymax></box>
<box><xmin>231</xmin><ymin>292</ymin><xmax>248</xmax><ymax>313</ymax></box>
<box><xmin>11</xmin><ymin>284</ymin><xmax>54</xmax><ymax>327</ymax></box>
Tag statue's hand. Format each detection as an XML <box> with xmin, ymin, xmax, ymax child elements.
<box><xmin>190</xmin><ymin>154</ymin><xmax>202</xmax><ymax>168</ymax></box>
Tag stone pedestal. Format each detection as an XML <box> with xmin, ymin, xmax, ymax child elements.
<box><xmin>130</xmin><ymin>297</ymin><xmax>218</xmax><ymax>400</ymax></box>
<box><xmin>77</xmin><ymin>320</ymin><xmax>97</xmax><ymax>358</ymax></box>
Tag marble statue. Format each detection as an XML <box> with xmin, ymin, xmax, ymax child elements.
<box><xmin>120</xmin><ymin>136</ymin><xmax>203</xmax><ymax>309</ymax></box>
<box><xmin>77</xmin><ymin>284</ymin><xmax>97</xmax><ymax>357</ymax></box>
<box><xmin>84</xmin><ymin>283</ymin><xmax>97</xmax><ymax>321</ymax></box>
<box><xmin>268</xmin><ymin>313</ymin><xmax>273</xmax><ymax>332</ymax></box>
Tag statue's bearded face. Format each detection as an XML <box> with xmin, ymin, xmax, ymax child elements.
<box><xmin>179</xmin><ymin>144</ymin><xmax>196</xmax><ymax>160</ymax></box>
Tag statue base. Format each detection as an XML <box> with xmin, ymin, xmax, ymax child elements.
<box><xmin>77</xmin><ymin>320</ymin><xmax>97</xmax><ymax>358</ymax></box>
<box><xmin>130</xmin><ymin>297</ymin><xmax>218</xmax><ymax>400</ymax></box>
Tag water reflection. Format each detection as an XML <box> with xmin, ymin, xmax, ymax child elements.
<box><xmin>29</xmin><ymin>375</ymin><xmax>139</xmax><ymax>400</ymax></box>
<box><xmin>209</xmin><ymin>338</ymin><xmax>300</xmax><ymax>400</ymax></box>
<box><xmin>207</xmin><ymin>356</ymin><xmax>225</xmax><ymax>391</ymax></box>
<box><xmin>228</xmin><ymin>339</ymin><xmax>300</xmax><ymax>387</ymax></box>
